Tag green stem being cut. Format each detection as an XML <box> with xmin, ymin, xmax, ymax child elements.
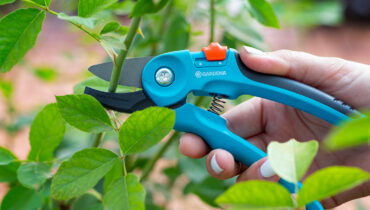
<box><xmin>105</xmin><ymin>16</ymin><xmax>142</xmax><ymax>176</ymax></box>
<box><xmin>108</xmin><ymin>17</ymin><xmax>142</xmax><ymax>93</ymax></box>
<box><xmin>209</xmin><ymin>0</ymin><xmax>215</xmax><ymax>43</ymax></box>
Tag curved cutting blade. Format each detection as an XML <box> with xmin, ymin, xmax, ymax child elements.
<box><xmin>84</xmin><ymin>87</ymin><xmax>156</xmax><ymax>113</ymax></box>
<box><xmin>88</xmin><ymin>56</ymin><xmax>153</xmax><ymax>88</ymax></box>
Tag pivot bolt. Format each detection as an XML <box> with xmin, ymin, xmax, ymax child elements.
<box><xmin>155</xmin><ymin>68</ymin><xmax>173</xmax><ymax>86</ymax></box>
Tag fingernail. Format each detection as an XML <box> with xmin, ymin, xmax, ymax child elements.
<box><xmin>242</xmin><ymin>46</ymin><xmax>265</xmax><ymax>56</ymax></box>
<box><xmin>260</xmin><ymin>160</ymin><xmax>276</xmax><ymax>178</ymax></box>
<box><xmin>211</xmin><ymin>154</ymin><xmax>224</xmax><ymax>174</ymax></box>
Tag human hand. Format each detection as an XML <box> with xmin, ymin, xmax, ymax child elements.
<box><xmin>179</xmin><ymin>47</ymin><xmax>370</xmax><ymax>208</ymax></box>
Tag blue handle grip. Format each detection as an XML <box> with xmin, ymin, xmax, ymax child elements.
<box><xmin>140</xmin><ymin>49</ymin><xmax>355</xmax><ymax>210</ymax></box>
<box><xmin>174</xmin><ymin>103</ymin><xmax>323</xmax><ymax>210</ymax></box>
<box><xmin>175</xmin><ymin>104</ymin><xmax>265</xmax><ymax>164</ymax></box>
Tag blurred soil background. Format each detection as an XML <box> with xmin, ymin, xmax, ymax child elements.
<box><xmin>1</xmin><ymin>0</ymin><xmax>370</xmax><ymax>209</ymax></box>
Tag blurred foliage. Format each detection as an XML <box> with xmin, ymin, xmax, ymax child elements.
<box><xmin>273</xmin><ymin>0</ymin><xmax>344</xmax><ymax>27</ymax></box>
<box><xmin>325</xmin><ymin>111</ymin><xmax>370</xmax><ymax>150</ymax></box>
<box><xmin>33</xmin><ymin>67</ymin><xmax>58</xmax><ymax>82</ymax></box>
<box><xmin>0</xmin><ymin>79</ymin><xmax>13</xmax><ymax>100</ymax></box>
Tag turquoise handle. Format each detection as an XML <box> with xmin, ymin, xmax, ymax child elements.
<box><xmin>141</xmin><ymin>49</ymin><xmax>355</xmax><ymax>210</ymax></box>
<box><xmin>174</xmin><ymin>104</ymin><xmax>265</xmax><ymax>164</ymax></box>
<box><xmin>174</xmin><ymin>103</ymin><xmax>323</xmax><ymax>210</ymax></box>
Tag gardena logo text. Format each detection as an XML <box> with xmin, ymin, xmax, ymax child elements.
<box><xmin>195</xmin><ymin>71</ymin><xmax>227</xmax><ymax>78</ymax></box>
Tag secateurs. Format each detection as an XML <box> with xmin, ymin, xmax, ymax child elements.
<box><xmin>85</xmin><ymin>42</ymin><xmax>357</xmax><ymax>210</ymax></box>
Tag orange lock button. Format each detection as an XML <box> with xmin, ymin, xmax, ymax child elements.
<box><xmin>202</xmin><ymin>42</ymin><xmax>227</xmax><ymax>61</ymax></box>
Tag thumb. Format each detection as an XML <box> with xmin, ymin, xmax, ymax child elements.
<box><xmin>239</xmin><ymin>47</ymin><xmax>370</xmax><ymax>109</ymax></box>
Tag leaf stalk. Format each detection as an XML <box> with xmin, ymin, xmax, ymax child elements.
<box><xmin>92</xmin><ymin>132</ymin><xmax>104</xmax><ymax>147</ymax></box>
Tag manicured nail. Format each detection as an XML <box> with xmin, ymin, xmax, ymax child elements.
<box><xmin>260</xmin><ymin>160</ymin><xmax>276</xmax><ymax>178</ymax></box>
<box><xmin>211</xmin><ymin>154</ymin><xmax>224</xmax><ymax>174</ymax></box>
<box><xmin>242</xmin><ymin>46</ymin><xmax>265</xmax><ymax>56</ymax></box>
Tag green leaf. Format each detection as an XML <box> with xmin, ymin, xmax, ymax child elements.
<box><xmin>3</xmin><ymin>114</ymin><xmax>35</xmax><ymax>134</ymax></box>
<box><xmin>0</xmin><ymin>162</ymin><xmax>20</xmax><ymax>182</ymax></box>
<box><xmin>247</xmin><ymin>0</ymin><xmax>280</xmax><ymax>28</ymax></box>
<box><xmin>145</xmin><ymin>191</ymin><xmax>163</xmax><ymax>210</ymax></box>
<box><xmin>0</xmin><ymin>8</ymin><xmax>45</xmax><ymax>72</ymax></box>
<box><xmin>31</xmin><ymin>0</ymin><xmax>51</xmax><ymax>6</ymax></box>
<box><xmin>33</xmin><ymin>67</ymin><xmax>58</xmax><ymax>82</ymax></box>
<box><xmin>215</xmin><ymin>180</ymin><xmax>294</xmax><ymax>208</ymax></box>
<box><xmin>101</xmin><ymin>35</ymin><xmax>126</xmax><ymax>50</ymax></box>
<box><xmin>179</xmin><ymin>156</ymin><xmax>208</xmax><ymax>183</ymax></box>
<box><xmin>162</xmin><ymin>166</ymin><xmax>181</xmax><ymax>186</ymax></box>
<box><xmin>17</xmin><ymin>162</ymin><xmax>52</xmax><ymax>189</ymax></box>
<box><xmin>184</xmin><ymin>176</ymin><xmax>233</xmax><ymax>207</ymax></box>
<box><xmin>0</xmin><ymin>186</ymin><xmax>44</xmax><ymax>210</ymax></box>
<box><xmin>100</xmin><ymin>21</ymin><xmax>120</xmax><ymax>35</ymax></box>
<box><xmin>0</xmin><ymin>80</ymin><xmax>13</xmax><ymax>100</ymax></box>
<box><xmin>0</xmin><ymin>147</ymin><xmax>16</xmax><ymax>165</ymax></box>
<box><xmin>217</xmin><ymin>11</ymin><xmax>265</xmax><ymax>50</ymax></box>
<box><xmin>111</xmin><ymin>0</ymin><xmax>135</xmax><ymax>16</ymax></box>
<box><xmin>118</xmin><ymin>107</ymin><xmax>175</xmax><ymax>154</ymax></box>
<box><xmin>51</xmin><ymin>148</ymin><xmax>119</xmax><ymax>200</ymax></box>
<box><xmin>0</xmin><ymin>0</ymin><xmax>16</xmax><ymax>6</ymax></box>
<box><xmin>58</xmin><ymin>13</ymin><xmax>98</xmax><ymax>29</ymax></box>
<box><xmin>163</xmin><ymin>13</ymin><xmax>190</xmax><ymax>52</ymax></box>
<box><xmin>72</xmin><ymin>194</ymin><xmax>104</xmax><ymax>210</ymax></box>
<box><xmin>56</xmin><ymin>94</ymin><xmax>113</xmax><ymax>133</ymax></box>
<box><xmin>267</xmin><ymin>139</ymin><xmax>318</xmax><ymax>183</ymax></box>
<box><xmin>325</xmin><ymin>112</ymin><xmax>370</xmax><ymax>150</ymax></box>
<box><xmin>73</xmin><ymin>76</ymin><xmax>133</xmax><ymax>94</ymax></box>
<box><xmin>232</xmin><ymin>95</ymin><xmax>254</xmax><ymax>106</ymax></box>
<box><xmin>117</xmin><ymin>26</ymin><xmax>129</xmax><ymax>35</ymax></box>
<box><xmin>130</xmin><ymin>0</ymin><xmax>169</xmax><ymax>17</ymax></box>
<box><xmin>78</xmin><ymin>0</ymin><xmax>118</xmax><ymax>17</ymax></box>
<box><xmin>103</xmin><ymin>173</ymin><xmax>145</xmax><ymax>210</ymax></box>
<box><xmin>28</xmin><ymin>103</ymin><xmax>66</xmax><ymax>161</ymax></box>
<box><xmin>104</xmin><ymin>160</ymin><xmax>123</xmax><ymax>193</ymax></box>
<box><xmin>297</xmin><ymin>166</ymin><xmax>370</xmax><ymax>207</ymax></box>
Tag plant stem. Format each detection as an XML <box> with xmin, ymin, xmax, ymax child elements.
<box><xmin>121</xmin><ymin>157</ymin><xmax>128</xmax><ymax>176</ymax></box>
<box><xmin>104</xmin><ymin>16</ymin><xmax>142</xmax><ymax>176</ymax></box>
<box><xmin>108</xmin><ymin>17</ymin><xmax>142</xmax><ymax>93</ymax></box>
<box><xmin>209</xmin><ymin>0</ymin><xmax>215</xmax><ymax>43</ymax></box>
<box><xmin>92</xmin><ymin>132</ymin><xmax>104</xmax><ymax>147</ymax></box>
<box><xmin>140</xmin><ymin>131</ymin><xmax>180</xmax><ymax>182</ymax></box>
<box><xmin>87</xmin><ymin>189</ymin><xmax>103</xmax><ymax>201</ymax></box>
<box><xmin>68</xmin><ymin>21</ymin><xmax>101</xmax><ymax>42</ymax></box>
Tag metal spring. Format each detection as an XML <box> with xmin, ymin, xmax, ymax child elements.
<box><xmin>208</xmin><ymin>95</ymin><xmax>226</xmax><ymax>115</ymax></box>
